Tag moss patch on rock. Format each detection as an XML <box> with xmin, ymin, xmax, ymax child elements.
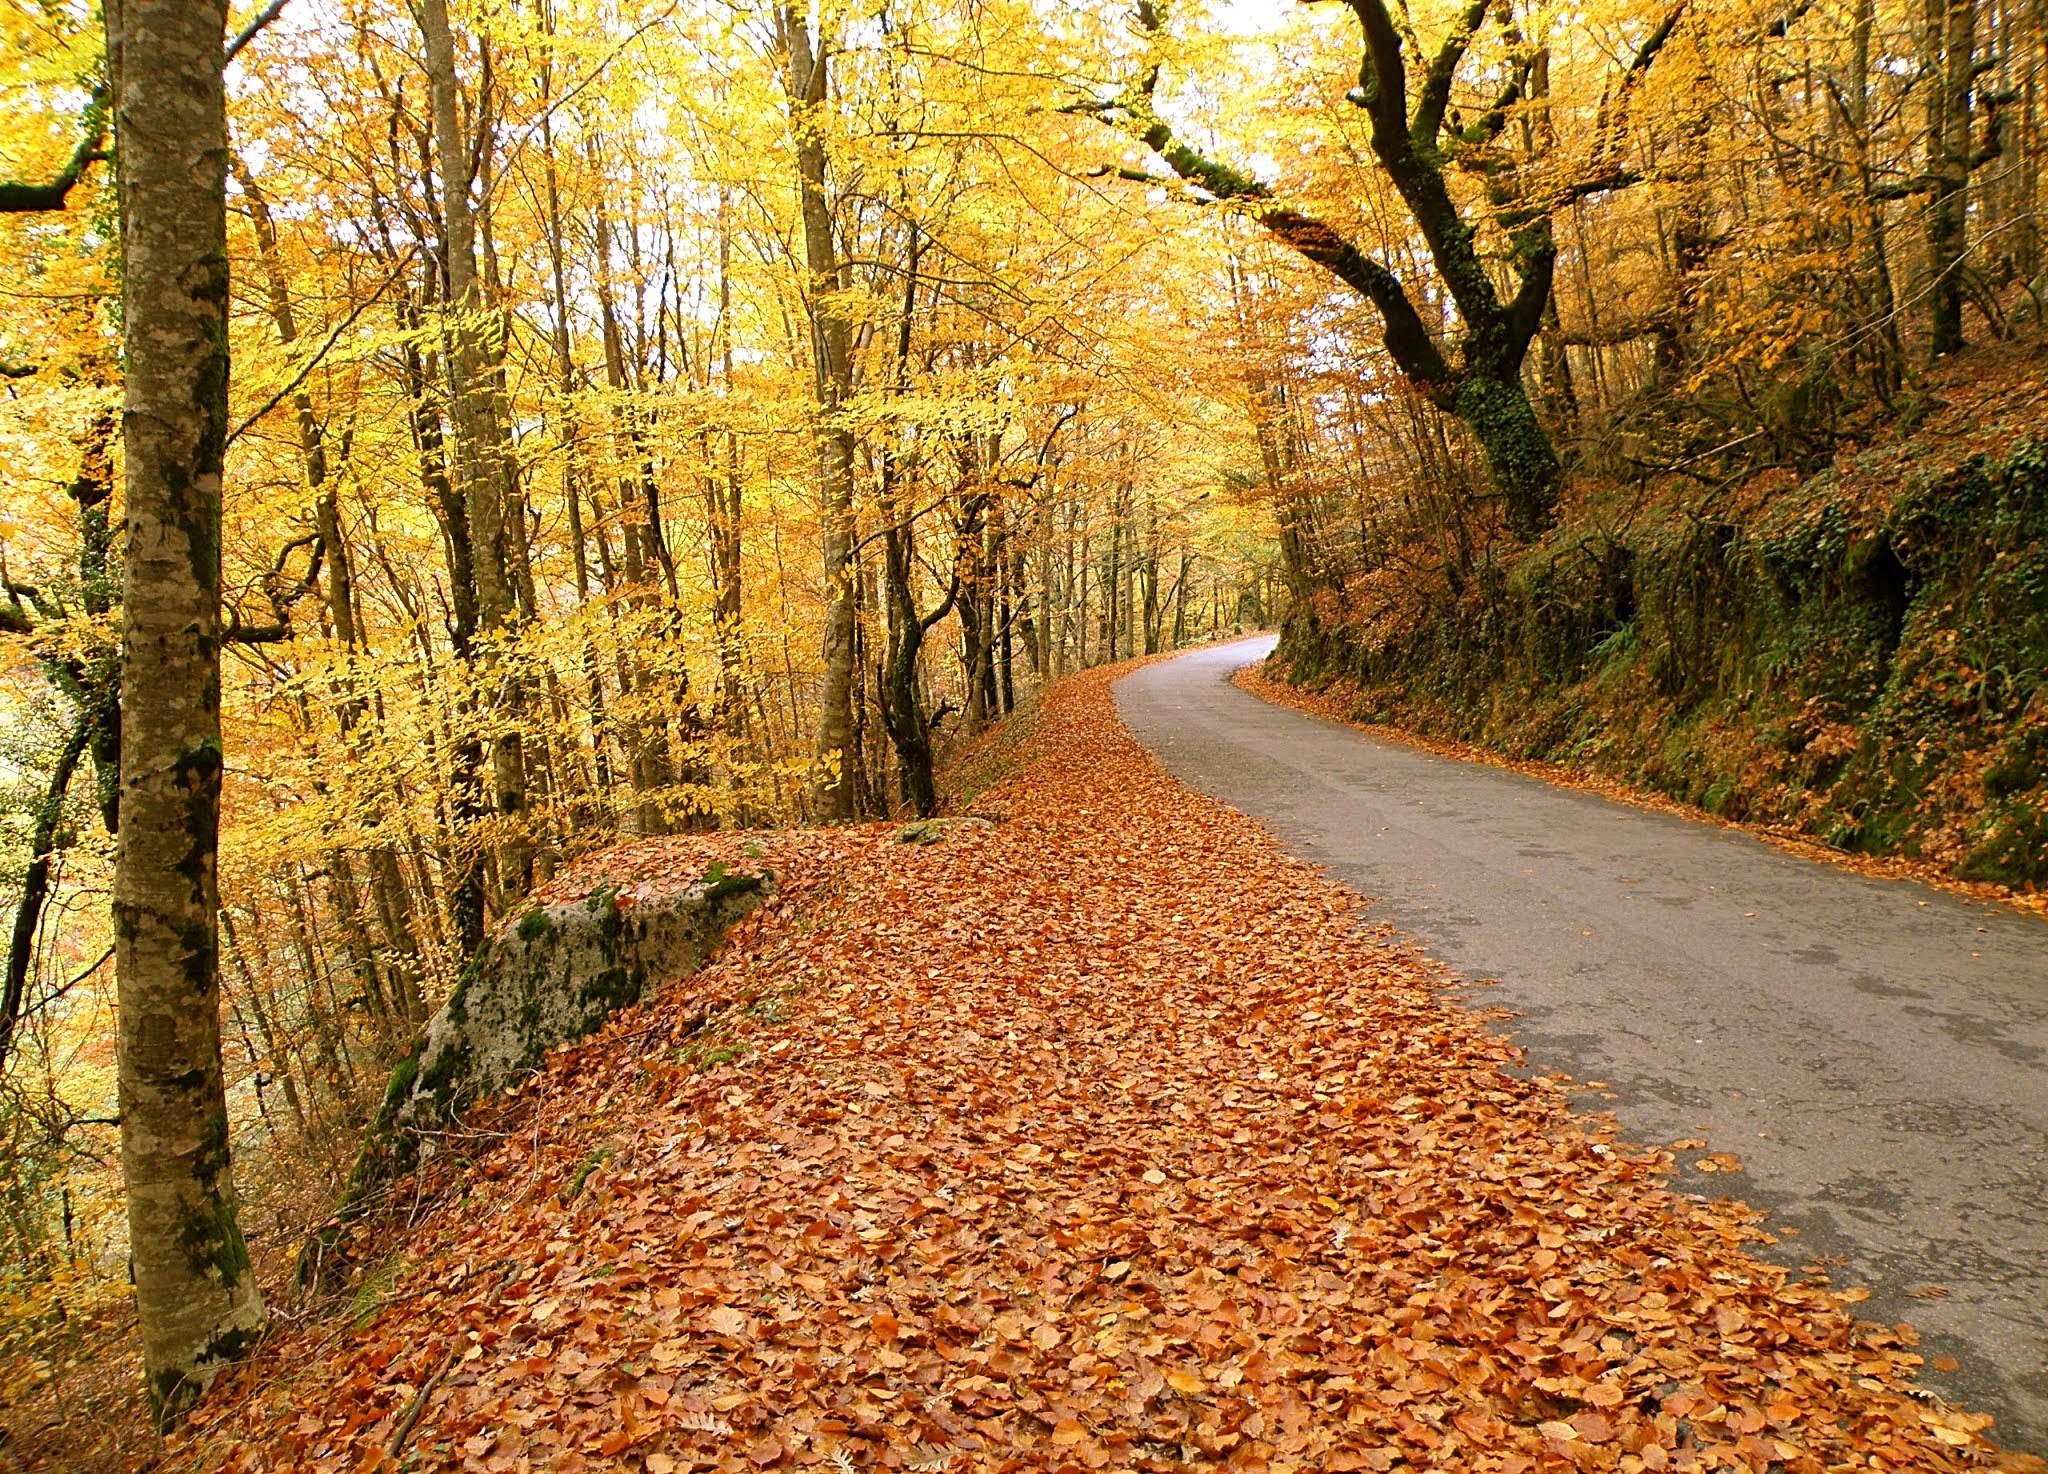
<box><xmin>317</xmin><ymin>866</ymin><xmax>771</xmax><ymax>1275</ymax></box>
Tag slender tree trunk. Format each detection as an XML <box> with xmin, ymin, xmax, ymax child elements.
<box><xmin>959</xmin><ymin>560</ymin><xmax>987</xmax><ymax>734</ymax></box>
<box><xmin>107</xmin><ymin>0</ymin><xmax>263</xmax><ymax>1424</ymax></box>
<box><xmin>1172</xmin><ymin>550</ymin><xmax>1191</xmax><ymax>648</ymax></box>
<box><xmin>221</xmin><ymin>911</ymin><xmax>305</xmax><ymax>1129</ymax></box>
<box><xmin>1926</xmin><ymin>0</ymin><xmax>1978</xmax><ymax>355</ymax></box>
<box><xmin>1</xmin><ymin>721</ymin><xmax>89</xmax><ymax>1069</ymax></box>
<box><xmin>1101</xmin><ymin>503</ymin><xmax>1122</xmax><ymax>662</ymax></box>
<box><xmin>422</xmin><ymin>0</ymin><xmax>531</xmax><ymax>889</ymax></box>
<box><xmin>998</xmin><ymin>529</ymin><xmax>1016</xmax><ymax>713</ymax></box>
<box><xmin>244</xmin><ymin>161</ymin><xmax>432</xmax><ymax>1015</ymax></box>
<box><xmin>780</xmin><ymin>6</ymin><xmax>859</xmax><ymax>820</ymax></box>
<box><xmin>706</xmin><ymin>196</ymin><xmax>748</xmax><ymax>754</ymax></box>
<box><xmin>1849</xmin><ymin>0</ymin><xmax>1907</xmax><ymax>390</ymax></box>
<box><xmin>873</xmin><ymin>230</ymin><xmax>949</xmax><ymax>815</ymax></box>
<box><xmin>397</xmin><ymin>315</ymin><xmax>487</xmax><ymax>957</ymax></box>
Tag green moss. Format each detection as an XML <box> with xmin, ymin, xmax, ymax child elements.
<box><xmin>148</xmin><ymin>1367</ymin><xmax>201</xmax><ymax>1430</ymax></box>
<box><xmin>380</xmin><ymin>1048</ymin><xmax>421</xmax><ymax>1112</ymax></box>
<box><xmin>582</xmin><ymin>964</ymin><xmax>637</xmax><ymax>1013</ymax></box>
<box><xmin>561</xmin><ymin>1146</ymin><xmax>615</xmax><ymax>1202</ymax></box>
<box><xmin>445</xmin><ymin>946</ymin><xmax>491</xmax><ymax>1028</ymax></box>
<box><xmin>1986</xmin><ymin>726</ymin><xmax>2048</xmax><ymax>800</ymax></box>
<box><xmin>517</xmin><ymin>906</ymin><xmax>554</xmax><ymax>943</ymax></box>
<box><xmin>347</xmin><ymin>1260</ymin><xmax>401</xmax><ymax>1330</ymax></box>
<box><xmin>415</xmin><ymin>1036</ymin><xmax>474</xmax><ymax>1123</ymax></box>
<box><xmin>700</xmin><ymin>860</ymin><xmax>765</xmax><ymax>903</ymax></box>
<box><xmin>174</xmin><ymin>1110</ymin><xmax>256</xmax><ymax>1284</ymax></box>
<box><xmin>1958</xmin><ymin>805</ymin><xmax>2048</xmax><ymax>886</ymax></box>
<box><xmin>1276</xmin><ymin>438</ymin><xmax>2048</xmax><ymax>884</ymax></box>
<box><xmin>208</xmin><ymin>1199</ymin><xmax>254</xmax><ymax>1288</ymax></box>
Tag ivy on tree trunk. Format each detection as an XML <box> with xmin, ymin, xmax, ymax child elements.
<box><xmin>1082</xmin><ymin>0</ymin><xmax>1679</xmax><ymax>540</ymax></box>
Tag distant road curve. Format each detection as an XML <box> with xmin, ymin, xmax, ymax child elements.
<box><xmin>1117</xmin><ymin>635</ymin><xmax>2048</xmax><ymax>1453</ymax></box>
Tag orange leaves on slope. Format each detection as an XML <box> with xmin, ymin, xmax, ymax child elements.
<box><xmin>193</xmin><ymin>661</ymin><xmax>2014</xmax><ymax>1473</ymax></box>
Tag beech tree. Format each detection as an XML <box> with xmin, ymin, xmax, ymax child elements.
<box><xmin>106</xmin><ymin>0</ymin><xmax>265</xmax><ymax>1424</ymax></box>
<box><xmin>1079</xmin><ymin>0</ymin><xmax>1679</xmax><ymax>540</ymax></box>
<box><xmin>777</xmin><ymin>3</ymin><xmax>862</xmax><ymax>822</ymax></box>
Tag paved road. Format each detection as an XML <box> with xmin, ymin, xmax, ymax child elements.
<box><xmin>1116</xmin><ymin>636</ymin><xmax>2048</xmax><ymax>1452</ymax></box>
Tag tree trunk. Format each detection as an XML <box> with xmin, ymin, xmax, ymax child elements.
<box><xmin>1109</xmin><ymin>0</ymin><xmax>1671</xmax><ymax>541</ymax></box>
<box><xmin>422</xmin><ymin>0</ymin><xmax>532</xmax><ymax>888</ymax></box>
<box><xmin>872</xmin><ymin>230</ymin><xmax>950</xmax><ymax>816</ymax></box>
<box><xmin>398</xmin><ymin>314</ymin><xmax>487</xmax><ymax>958</ymax></box>
<box><xmin>706</xmin><ymin>197</ymin><xmax>748</xmax><ymax>756</ymax></box>
<box><xmin>998</xmin><ymin>528</ymin><xmax>1016</xmax><ymax>712</ymax></box>
<box><xmin>107</xmin><ymin>0</ymin><xmax>264</xmax><ymax>1425</ymax></box>
<box><xmin>780</xmin><ymin>7</ymin><xmax>859</xmax><ymax>820</ymax></box>
<box><xmin>1455</xmin><ymin>372</ymin><xmax>1562</xmax><ymax>541</ymax></box>
<box><xmin>1925</xmin><ymin>0</ymin><xmax>1977</xmax><ymax>356</ymax></box>
<box><xmin>1171</xmin><ymin>550</ymin><xmax>1191</xmax><ymax>648</ymax></box>
<box><xmin>881</xmin><ymin>512</ymin><xmax>940</xmax><ymax>815</ymax></box>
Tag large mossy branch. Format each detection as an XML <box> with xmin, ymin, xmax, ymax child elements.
<box><xmin>0</xmin><ymin>88</ymin><xmax>107</xmax><ymax>214</ymax></box>
<box><xmin>1086</xmin><ymin>18</ymin><xmax>1455</xmax><ymax>400</ymax></box>
<box><xmin>1088</xmin><ymin>0</ymin><xmax>1566</xmax><ymax>534</ymax></box>
<box><xmin>1407</xmin><ymin>0</ymin><xmax>1493</xmax><ymax>149</ymax></box>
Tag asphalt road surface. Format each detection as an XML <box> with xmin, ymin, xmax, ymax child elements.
<box><xmin>1116</xmin><ymin>635</ymin><xmax>2048</xmax><ymax>1452</ymax></box>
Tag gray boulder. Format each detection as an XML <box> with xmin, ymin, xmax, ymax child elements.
<box><xmin>321</xmin><ymin>862</ymin><xmax>769</xmax><ymax>1257</ymax></box>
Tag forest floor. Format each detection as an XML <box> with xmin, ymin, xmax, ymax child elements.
<box><xmin>145</xmin><ymin>657</ymin><xmax>2037</xmax><ymax>1473</ymax></box>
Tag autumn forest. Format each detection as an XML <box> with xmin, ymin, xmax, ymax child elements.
<box><xmin>4</xmin><ymin>0</ymin><xmax>2048</xmax><ymax>1465</ymax></box>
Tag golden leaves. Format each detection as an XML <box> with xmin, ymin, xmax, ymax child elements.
<box><xmin>195</xmin><ymin>661</ymin><xmax>2004</xmax><ymax>1473</ymax></box>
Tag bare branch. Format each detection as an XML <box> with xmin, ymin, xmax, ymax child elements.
<box><xmin>1413</xmin><ymin>0</ymin><xmax>1493</xmax><ymax>147</ymax></box>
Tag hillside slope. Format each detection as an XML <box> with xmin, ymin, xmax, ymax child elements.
<box><xmin>1276</xmin><ymin>343</ymin><xmax>2048</xmax><ymax>896</ymax></box>
<box><xmin>177</xmin><ymin>661</ymin><xmax>2019</xmax><ymax>1472</ymax></box>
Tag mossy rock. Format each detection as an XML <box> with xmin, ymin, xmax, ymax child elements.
<box><xmin>896</xmin><ymin>817</ymin><xmax>997</xmax><ymax>846</ymax></box>
<box><xmin>323</xmin><ymin>865</ymin><xmax>771</xmax><ymax>1263</ymax></box>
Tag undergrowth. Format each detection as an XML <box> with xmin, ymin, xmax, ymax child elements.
<box><xmin>1279</xmin><ymin>436</ymin><xmax>2048</xmax><ymax>889</ymax></box>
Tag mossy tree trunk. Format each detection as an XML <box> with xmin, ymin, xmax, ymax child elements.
<box><xmin>1091</xmin><ymin>0</ymin><xmax>1681</xmax><ymax>543</ymax></box>
<box><xmin>106</xmin><ymin>0</ymin><xmax>264</xmax><ymax>1427</ymax></box>
<box><xmin>1922</xmin><ymin>0</ymin><xmax>1977</xmax><ymax>357</ymax></box>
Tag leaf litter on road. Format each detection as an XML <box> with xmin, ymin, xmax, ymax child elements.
<box><xmin>186</xmin><ymin>661</ymin><xmax>2032</xmax><ymax>1473</ymax></box>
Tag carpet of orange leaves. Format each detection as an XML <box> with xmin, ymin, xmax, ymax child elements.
<box><xmin>178</xmin><ymin>661</ymin><xmax>2026</xmax><ymax>1473</ymax></box>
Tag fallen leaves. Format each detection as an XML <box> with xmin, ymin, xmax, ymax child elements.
<box><xmin>188</xmin><ymin>661</ymin><xmax>2015</xmax><ymax>1473</ymax></box>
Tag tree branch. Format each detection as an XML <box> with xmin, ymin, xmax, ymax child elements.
<box><xmin>1412</xmin><ymin>0</ymin><xmax>1493</xmax><ymax>148</ymax></box>
<box><xmin>0</xmin><ymin>88</ymin><xmax>108</xmax><ymax>214</ymax></box>
<box><xmin>1503</xmin><ymin>234</ymin><xmax>1556</xmax><ymax>360</ymax></box>
<box><xmin>225</xmin><ymin>0</ymin><xmax>291</xmax><ymax>64</ymax></box>
<box><xmin>1083</xmin><ymin>2</ymin><xmax>1453</xmax><ymax>397</ymax></box>
<box><xmin>1322</xmin><ymin>0</ymin><xmax>1409</xmax><ymax>141</ymax></box>
<box><xmin>2</xmin><ymin>718</ymin><xmax>91</xmax><ymax>1075</ymax></box>
<box><xmin>1261</xmin><ymin>209</ymin><xmax>1454</xmax><ymax>396</ymax></box>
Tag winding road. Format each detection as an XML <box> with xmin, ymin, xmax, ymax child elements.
<box><xmin>1116</xmin><ymin>636</ymin><xmax>2048</xmax><ymax>1453</ymax></box>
